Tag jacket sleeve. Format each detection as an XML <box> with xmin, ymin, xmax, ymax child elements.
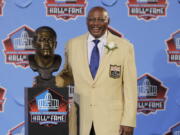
<box><xmin>56</xmin><ymin>40</ymin><xmax>77</xmax><ymax>135</ymax></box>
<box><xmin>121</xmin><ymin>42</ymin><xmax>138</xmax><ymax>127</ymax></box>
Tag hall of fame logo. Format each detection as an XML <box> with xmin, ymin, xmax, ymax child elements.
<box><xmin>108</xmin><ymin>26</ymin><xmax>123</xmax><ymax>38</ymax></box>
<box><xmin>29</xmin><ymin>88</ymin><xmax>68</xmax><ymax>127</ymax></box>
<box><xmin>45</xmin><ymin>0</ymin><xmax>87</xmax><ymax>21</ymax></box>
<box><xmin>137</xmin><ymin>73</ymin><xmax>168</xmax><ymax>114</ymax></box>
<box><xmin>0</xmin><ymin>86</ymin><xmax>6</xmax><ymax>112</ymax></box>
<box><xmin>164</xmin><ymin>123</ymin><xmax>180</xmax><ymax>135</ymax></box>
<box><xmin>0</xmin><ymin>0</ymin><xmax>5</xmax><ymax>16</ymax></box>
<box><xmin>2</xmin><ymin>25</ymin><xmax>35</xmax><ymax>68</ymax></box>
<box><xmin>165</xmin><ymin>30</ymin><xmax>180</xmax><ymax>66</ymax></box>
<box><xmin>109</xmin><ymin>65</ymin><xmax>121</xmax><ymax>79</ymax></box>
<box><xmin>8</xmin><ymin>122</ymin><xmax>25</xmax><ymax>135</ymax></box>
<box><xmin>127</xmin><ymin>0</ymin><xmax>168</xmax><ymax>21</ymax></box>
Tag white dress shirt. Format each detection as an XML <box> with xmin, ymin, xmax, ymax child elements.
<box><xmin>87</xmin><ymin>31</ymin><xmax>107</xmax><ymax>64</ymax></box>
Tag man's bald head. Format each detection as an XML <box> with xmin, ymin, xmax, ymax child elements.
<box><xmin>87</xmin><ymin>6</ymin><xmax>110</xmax><ymax>38</ymax></box>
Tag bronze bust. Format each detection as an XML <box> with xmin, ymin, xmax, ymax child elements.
<box><xmin>28</xmin><ymin>26</ymin><xmax>61</xmax><ymax>87</ymax></box>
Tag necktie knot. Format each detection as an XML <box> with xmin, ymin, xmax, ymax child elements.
<box><xmin>93</xmin><ymin>39</ymin><xmax>100</xmax><ymax>46</ymax></box>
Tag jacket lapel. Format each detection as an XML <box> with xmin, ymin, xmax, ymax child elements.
<box><xmin>93</xmin><ymin>31</ymin><xmax>115</xmax><ymax>82</ymax></box>
<box><xmin>80</xmin><ymin>33</ymin><xmax>94</xmax><ymax>82</ymax></box>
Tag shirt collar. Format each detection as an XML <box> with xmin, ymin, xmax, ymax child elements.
<box><xmin>88</xmin><ymin>31</ymin><xmax>108</xmax><ymax>43</ymax></box>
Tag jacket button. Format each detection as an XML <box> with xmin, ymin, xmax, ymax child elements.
<box><xmin>92</xmin><ymin>84</ymin><xmax>95</xmax><ymax>88</ymax></box>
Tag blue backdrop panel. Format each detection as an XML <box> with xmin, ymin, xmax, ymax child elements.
<box><xmin>0</xmin><ymin>0</ymin><xmax>180</xmax><ymax>135</ymax></box>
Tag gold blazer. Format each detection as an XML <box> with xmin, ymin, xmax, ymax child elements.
<box><xmin>56</xmin><ymin>31</ymin><xmax>138</xmax><ymax>135</ymax></box>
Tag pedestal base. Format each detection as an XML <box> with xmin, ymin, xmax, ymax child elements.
<box><xmin>25</xmin><ymin>86</ymin><xmax>69</xmax><ymax>135</ymax></box>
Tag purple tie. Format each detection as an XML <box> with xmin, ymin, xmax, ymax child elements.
<box><xmin>90</xmin><ymin>40</ymin><xmax>100</xmax><ymax>79</ymax></box>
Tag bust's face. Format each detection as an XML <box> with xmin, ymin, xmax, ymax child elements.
<box><xmin>34</xmin><ymin>29</ymin><xmax>57</xmax><ymax>58</ymax></box>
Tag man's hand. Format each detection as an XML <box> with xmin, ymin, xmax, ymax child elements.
<box><xmin>119</xmin><ymin>125</ymin><xmax>134</xmax><ymax>135</ymax></box>
<box><xmin>55</xmin><ymin>76</ymin><xmax>65</xmax><ymax>87</ymax></box>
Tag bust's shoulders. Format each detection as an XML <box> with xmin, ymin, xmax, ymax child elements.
<box><xmin>28</xmin><ymin>54</ymin><xmax>38</xmax><ymax>71</ymax></box>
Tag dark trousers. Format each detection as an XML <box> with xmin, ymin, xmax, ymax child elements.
<box><xmin>89</xmin><ymin>123</ymin><xmax>96</xmax><ymax>135</ymax></box>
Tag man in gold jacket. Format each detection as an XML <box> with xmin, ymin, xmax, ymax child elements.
<box><xmin>56</xmin><ymin>6</ymin><xmax>138</xmax><ymax>135</ymax></box>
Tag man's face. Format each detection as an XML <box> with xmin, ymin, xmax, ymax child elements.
<box><xmin>34</xmin><ymin>29</ymin><xmax>57</xmax><ymax>57</ymax></box>
<box><xmin>87</xmin><ymin>8</ymin><xmax>109</xmax><ymax>38</ymax></box>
